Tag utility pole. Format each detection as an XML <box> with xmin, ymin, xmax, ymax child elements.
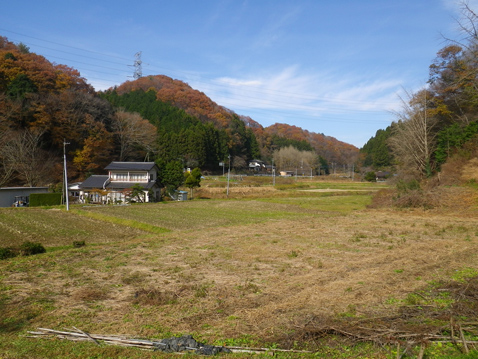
<box><xmin>63</xmin><ymin>139</ymin><xmax>70</xmax><ymax>211</ymax></box>
<box><xmin>226</xmin><ymin>155</ymin><xmax>231</xmax><ymax>198</ymax></box>
<box><xmin>272</xmin><ymin>158</ymin><xmax>275</xmax><ymax>186</ymax></box>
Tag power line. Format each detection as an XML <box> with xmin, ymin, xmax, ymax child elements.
<box><xmin>1</xmin><ymin>29</ymin><xmax>398</xmax><ymax>123</ymax></box>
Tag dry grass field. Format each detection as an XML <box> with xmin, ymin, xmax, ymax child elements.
<box><xmin>1</xmin><ymin>178</ymin><xmax>478</xmax><ymax>358</ymax></box>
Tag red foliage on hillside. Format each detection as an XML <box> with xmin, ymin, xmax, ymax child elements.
<box><xmin>263</xmin><ymin>123</ymin><xmax>359</xmax><ymax>165</ymax></box>
<box><xmin>0</xmin><ymin>37</ymin><xmax>92</xmax><ymax>94</ymax></box>
<box><xmin>115</xmin><ymin>75</ymin><xmax>358</xmax><ymax>164</ymax></box>
<box><xmin>115</xmin><ymin>75</ymin><xmax>236</xmax><ymax>129</ymax></box>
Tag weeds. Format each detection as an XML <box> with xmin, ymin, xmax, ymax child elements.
<box><xmin>19</xmin><ymin>241</ymin><xmax>46</xmax><ymax>256</ymax></box>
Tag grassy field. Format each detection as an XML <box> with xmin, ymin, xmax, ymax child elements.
<box><xmin>1</xmin><ymin>178</ymin><xmax>478</xmax><ymax>358</ymax></box>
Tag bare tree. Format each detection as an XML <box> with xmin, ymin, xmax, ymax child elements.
<box><xmin>389</xmin><ymin>89</ymin><xmax>439</xmax><ymax>178</ymax></box>
<box><xmin>232</xmin><ymin>156</ymin><xmax>247</xmax><ymax>170</ymax></box>
<box><xmin>0</xmin><ymin>130</ymin><xmax>15</xmax><ymax>187</ymax></box>
<box><xmin>273</xmin><ymin>146</ymin><xmax>317</xmax><ymax>173</ymax></box>
<box><xmin>0</xmin><ymin>128</ymin><xmax>56</xmax><ymax>186</ymax></box>
<box><xmin>454</xmin><ymin>1</ymin><xmax>478</xmax><ymax>45</ymax></box>
<box><xmin>111</xmin><ymin>109</ymin><xmax>157</xmax><ymax>161</ymax></box>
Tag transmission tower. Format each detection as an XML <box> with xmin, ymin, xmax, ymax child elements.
<box><xmin>132</xmin><ymin>51</ymin><xmax>142</xmax><ymax>79</ymax></box>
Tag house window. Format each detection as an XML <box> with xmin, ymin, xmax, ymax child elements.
<box><xmin>113</xmin><ymin>173</ymin><xmax>128</xmax><ymax>181</ymax></box>
<box><xmin>130</xmin><ymin>173</ymin><xmax>147</xmax><ymax>182</ymax></box>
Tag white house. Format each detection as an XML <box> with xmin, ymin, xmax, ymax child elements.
<box><xmin>248</xmin><ymin>159</ymin><xmax>265</xmax><ymax>172</ymax></box>
<box><xmin>79</xmin><ymin>162</ymin><xmax>161</xmax><ymax>204</ymax></box>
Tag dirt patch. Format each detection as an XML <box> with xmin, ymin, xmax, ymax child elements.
<box><xmin>462</xmin><ymin>157</ymin><xmax>478</xmax><ymax>182</ymax></box>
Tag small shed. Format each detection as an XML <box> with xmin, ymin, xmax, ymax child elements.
<box><xmin>171</xmin><ymin>190</ymin><xmax>188</xmax><ymax>201</ymax></box>
<box><xmin>0</xmin><ymin>187</ymin><xmax>49</xmax><ymax>207</ymax></box>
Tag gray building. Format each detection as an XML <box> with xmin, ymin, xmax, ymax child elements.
<box><xmin>0</xmin><ymin>187</ymin><xmax>49</xmax><ymax>207</ymax></box>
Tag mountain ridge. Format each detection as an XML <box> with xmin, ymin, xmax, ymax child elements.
<box><xmin>113</xmin><ymin>75</ymin><xmax>359</xmax><ymax>164</ymax></box>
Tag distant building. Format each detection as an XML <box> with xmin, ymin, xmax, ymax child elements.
<box><xmin>375</xmin><ymin>171</ymin><xmax>390</xmax><ymax>182</ymax></box>
<box><xmin>248</xmin><ymin>159</ymin><xmax>265</xmax><ymax>172</ymax></box>
<box><xmin>79</xmin><ymin>162</ymin><xmax>162</xmax><ymax>204</ymax></box>
<box><xmin>0</xmin><ymin>187</ymin><xmax>49</xmax><ymax>207</ymax></box>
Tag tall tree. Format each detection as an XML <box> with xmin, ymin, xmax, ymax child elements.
<box><xmin>389</xmin><ymin>89</ymin><xmax>438</xmax><ymax>178</ymax></box>
<box><xmin>157</xmin><ymin>159</ymin><xmax>184</xmax><ymax>196</ymax></box>
<box><xmin>184</xmin><ymin>167</ymin><xmax>202</xmax><ymax>199</ymax></box>
<box><xmin>111</xmin><ymin>109</ymin><xmax>157</xmax><ymax>161</ymax></box>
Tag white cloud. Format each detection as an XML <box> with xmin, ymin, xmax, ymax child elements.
<box><xmin>191</xmin><ymin>66</ymin><xmax>403</xmax><ymax>118</ymax></box>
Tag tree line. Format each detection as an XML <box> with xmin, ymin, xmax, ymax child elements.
<box><xmin>0</xmin><ymin>35</ymin><xmax>359</xmax><ymax>189</ymax></box>
<box><xmin>360</xmin><ymin>2</ymin><xmax>478</xmax><ymax>181</ymax></box>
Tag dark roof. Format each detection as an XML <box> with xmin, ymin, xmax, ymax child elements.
<box><xmin>79</xmin><ymin>175</ymin><xmax>109</xmax><ymax>189</ymax></box>
<box><xmin>104</xmin><ymin>162</ymin><xmax>157</xmax><ymax>171</ymax></box>
<box><xmin>106</xmin><ymin>182</ymin><xmax>158</xmax><ymax>190</ymax></box>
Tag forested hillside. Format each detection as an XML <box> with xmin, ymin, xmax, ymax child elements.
<box><xmin>0</xmin><ymin>37</ymin><xmax>116</xmax><ymax>186</ymax></box>
<box><xmin>107</xmin><ymin>75</ymin><xmax>359</xmax><ymax>170</ymax></box>
<box><xmin>361</xmin><ymin>4</ymin><xmax>478</xmax><ymax>184</ymax></box>
<box><xmin>100</xmin><ymin>87</ymin><xmax>259</xmax><ymax>170</ymax></box>
<box><xmin>260</xmin><ymin>123</ymin><xmax>359</xmax><ymax>167</ymax></box>
<box><xmin>0</xmin><ymin>35</ymin><xmax>360</xmax><ymax>188</ymax></box>
<box><xmin>359</xmin><ymin>127</ymin><xmax>393</xmax><ymax>170</ymax></box>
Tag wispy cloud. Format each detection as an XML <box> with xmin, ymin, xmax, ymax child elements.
<box><xmin>251</xmin><ymin>5</ymin><xmax>302</xmax><ymax>49</ymax></box>
<box><xmin>191</xmin><ymin>66</ymin><xmax>403</xmax><ymax>119</ymax></box>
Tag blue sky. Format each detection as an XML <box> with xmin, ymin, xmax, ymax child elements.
<box><xmin>0</xmin><ymin>0</ymin><xmax>474</xmax><ymax>147</ymax></box>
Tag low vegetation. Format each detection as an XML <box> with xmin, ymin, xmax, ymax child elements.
<box><xmin>1</xmin><ymin>179</ymin><xmax>478</xmax><ymax>358</ymax></box>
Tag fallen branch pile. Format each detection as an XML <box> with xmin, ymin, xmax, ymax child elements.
<box><xmin>290</xmin><ymin>316</ymin><xmax>478</xmax><ymax>359</ymax></box>
<box><xmin>27</xmin><ymin>327</ymin><xmax>313</xmax><ymax>355</ymax></box>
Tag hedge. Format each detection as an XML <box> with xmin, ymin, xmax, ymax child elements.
<box><xmin>29</xmin><ymin>193</ymin><xmax>62</xmax><ymax>207</ymax></box>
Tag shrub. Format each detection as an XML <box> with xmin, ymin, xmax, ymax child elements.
<box><xmin>396</xmin><ymin>179</ymin><xmax>421</xmax><ymax>193</ymax></box>
<box><xmin>364</xmin><ymin>171</ymin><xmax>376</xmax><ymax>182</ymax></box>
<box><xmin>72</xmin><ymin>240</ymin><xmax>86</xmax><ymax>248</ymax></box>
<box><xmin>19</xmin><ymin>241</ymin><xmax>46</xmax><ymax>256</ymax></box>
<box><xmin>29</xmin><ymin>193</ymin><xmax>62</xmax><ymax>207</ymax></box>
<box><xmin>0</xmin><ymin>247</ymin><xmax>17</xmax><ymax>260</ymax></box>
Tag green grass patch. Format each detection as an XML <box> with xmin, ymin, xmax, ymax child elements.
<box><xmin>73</xmin><ymin>209</ymin><xmax>170</xmax><ymax>234</ymax></box>
<box><xmin>261</xmin><ymin>193</ymin><xmax>372</xmax><ymax>213</ymax></box>
<box><xmin>79</xmin><ymin>200</ymin><xmax>307</xmax><ymax>230</ymax></box>
<box><xmin>0</xmin><ymin>208</ymin><xmax>149</xmax><ymax>247</ymax></box>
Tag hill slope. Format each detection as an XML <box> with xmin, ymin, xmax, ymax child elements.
<box><xmin>113</xmin><ymin>75</ymin><xmax>359</xmax><ymax>166</ymax></box>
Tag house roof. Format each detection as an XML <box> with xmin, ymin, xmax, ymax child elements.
<box><xmin>79</xmin><ymin>175</ymin><xmax>109</xmax><ymax>189</ymax></box>
<box><xmin>105</xmin><ymin>162</ymin><xmax>157</xmax><ymax>171</ymax></box>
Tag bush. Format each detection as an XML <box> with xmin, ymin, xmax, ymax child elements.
<box><xmin>364</xmin><ymin>171</ymin><xmax>376</xmax><ymax>182</ymax></box>
<box><xmin>29</xmin><ymin>193</ymin><xmax>62</xmax><ymax>207</ymax></box>
<box><xmin>0</xmin><ymin>247</ymin><xmax>17</xmax><ymax>260</ymax></box>
<box><xmin>73</xmin><ymin>240</ymin><xmax>86</xmax><ymax>248</ymax></box>
<box><xmin>396</xmin><ymin>179</ymin><xmax>421</xmax><ymax>193</ymax></box>
<box><xmin>19</xmin><ymin>241</ymin><xmax>46</xmax><ymax>256</ymax></box>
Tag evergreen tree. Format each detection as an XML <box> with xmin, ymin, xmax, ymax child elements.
<box><xmin>184</xmin><ymin>167</ymin><xmax>202</xmax><ymax>199</ymax></box>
